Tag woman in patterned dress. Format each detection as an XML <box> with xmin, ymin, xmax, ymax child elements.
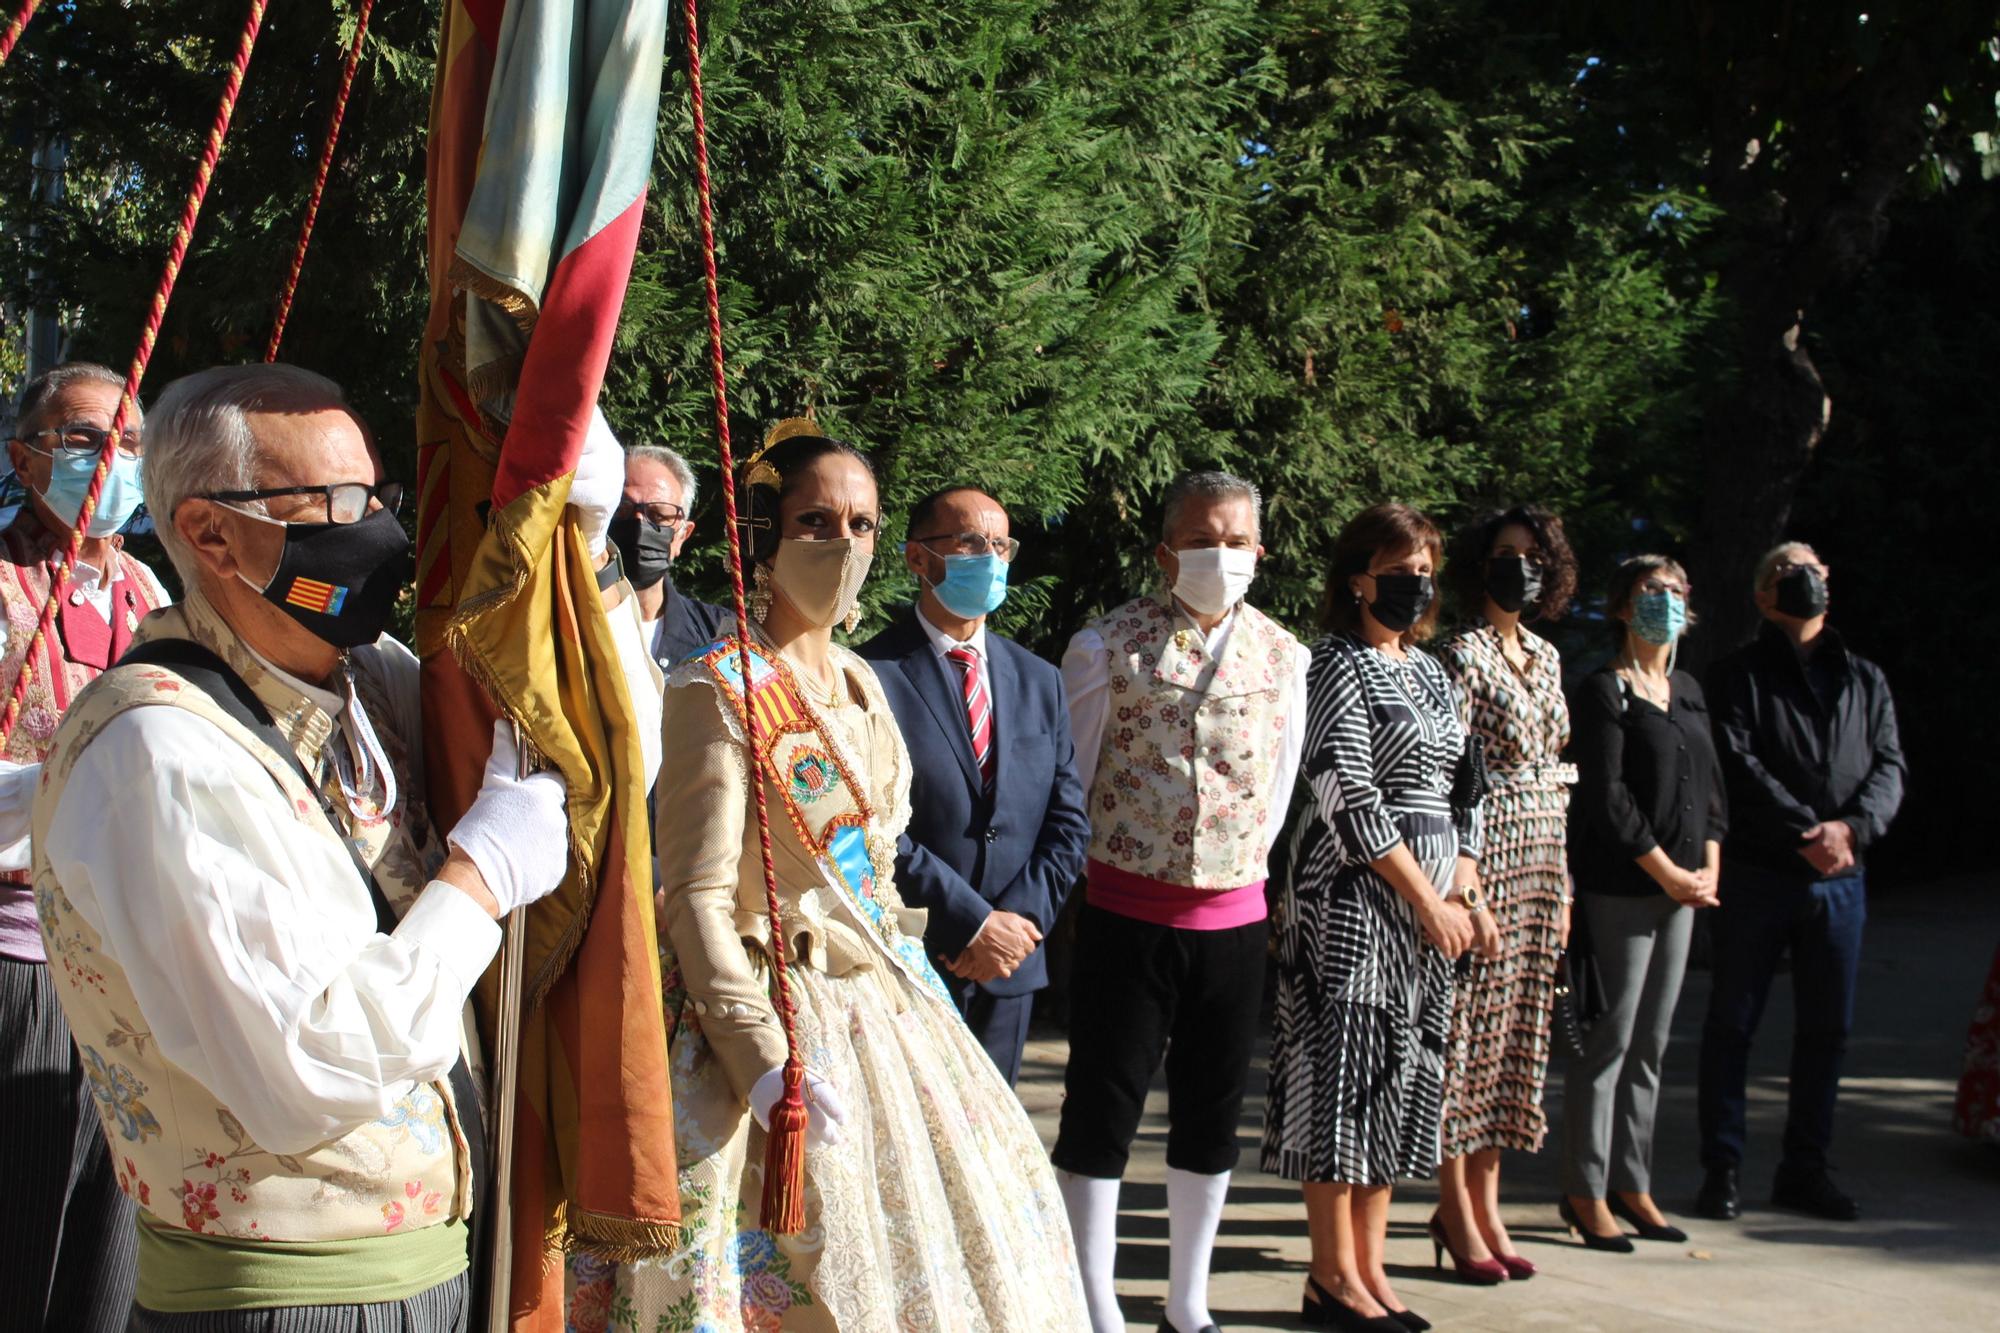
<box><xmin>1430</xmin><ymin>506</ymin><xmax>1579</xmax><ymax>1282</ymax></box>
<box><xmin>1265</xmin><ymin>504</ymin><xmax>1496</xmax><ymax>1333</ymax></box>
<box><xmin>568</xmin><ymin>428</ymin><xmax>1085</xmax><ymax>1332</ymax></box>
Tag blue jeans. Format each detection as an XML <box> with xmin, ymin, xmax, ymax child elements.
<box><xmin>1697</xmin><ymin>864</ymin><xmax>1867</xmax><ymax>1172</ymax></box>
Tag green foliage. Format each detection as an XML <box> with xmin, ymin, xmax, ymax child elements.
<box><xmin>0</xmin><ymin>1</ymin><xmax>437</xmax><ymax>477</ymax></box>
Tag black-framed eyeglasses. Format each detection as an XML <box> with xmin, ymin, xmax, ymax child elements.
<box><xmin>616</xmin><ymin>497</ymin><xmax>688</xmax><ymax>528</ymax></box>
<box><xmin>912</xmin><ymin>531</ymin><xmax>1022</xmax><ymax>563</ymax></box>
<box><xmin>15</xmin><ymin>424</ymin><xmax>143</xmax><ymax>459</ymax></box>
<box><xmin>201</xmin><ymin>482</ymin><xmax>404</xmax><ymax>525</ymax></box>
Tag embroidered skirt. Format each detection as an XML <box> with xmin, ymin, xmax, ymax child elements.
<box><xmin>568</xmin><ymin>959</ymin><xmax>1085</xmax><ymax>1332</ymax></box>
<box><xmin>1439</xmin><ymin>782</ymin><xmax>1569</xmax><ymax>1156</ymax></box>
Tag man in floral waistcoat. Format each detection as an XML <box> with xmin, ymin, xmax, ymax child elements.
<box><xmin>26</xmin><ymin>364</ymin><xmax>655</xmax><ymax>1331</ymax></box>
<box><xmin>1</xmin><ymin>362</ymin><xmax>169</xmax><ymax>1331</ymax></box>
<box><xmin>1054</xmin><ymin>471</ymin><xmax>1309</xmax><ymax>1333</ymax></box>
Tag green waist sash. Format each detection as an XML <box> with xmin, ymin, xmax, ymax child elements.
<box><xmin>134</xmin><ymin>1213</ymin><xmax>468</xmax><ymax>1313</ymax></box>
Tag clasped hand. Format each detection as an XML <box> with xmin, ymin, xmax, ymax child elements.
<box><xmin>1798</xmin><ymin>820</ymin><xmax>1856</xmax><ymax>877</ymax></box>
<box><xmin>947</xmin><ymin>909</ymin><xmax>1042</xmax><ymax>983</ymax></box>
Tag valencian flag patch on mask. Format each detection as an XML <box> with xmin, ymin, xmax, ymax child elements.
<box><xmin>284</xmin><ymin>576</ymin><xmax>350</xmax><ymax>616</ymax></box>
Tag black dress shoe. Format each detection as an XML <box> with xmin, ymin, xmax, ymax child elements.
<box><xmin>1695</xmin><ymin>1166</ymin><xmax>1740</xmax><ymax>1221</ymax></box>
<box><xmin>1384</xmin><ymin>1309</ymin><xmax>1431</xmax><ymax>1332</ymax></box>
<box><xmin>1157</xmin><ymin>1319</ymin><xmax>1219</xmax><ymax>1333</ymax></box>
<box><xmin>1608</xmin><ymin>1194</ymin><xmax>1689</xmax><ymax>1243</ymax></box>
<box><xmin>1300</xmin><ymin>1275</ymin><xmax>1406</xmax><ymax>1331</ymax></box>
<box><xmin>1557</xmin><ymin>1196</ymin><xmax>1634</xmax><ymax>1253</ymax></box>
<box><xmin>1772</xmin><ymin>1164</ymin><xmax>1860</xmax><ymax>1221</ymax></box>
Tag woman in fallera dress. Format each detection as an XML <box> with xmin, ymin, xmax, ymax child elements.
<box><xmin>567</xmin><ymin>423</ymin><xmax>1085</xmax><ymax>1332</ymax></box>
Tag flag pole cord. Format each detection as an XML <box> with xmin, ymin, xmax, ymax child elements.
<box><xmin>680</xmin><ymin>0</ymin><xmax>811</xmax><ymax>1234</ymax></box>
<box><xmin>266</xmin><ymin>0</ymin><xmax>377</xmax><ymax>362</ymax></box>
<box><xmin>0</xmin><ymin>0</ymin><xmax>40</xmax><ymax>67</ymax></box>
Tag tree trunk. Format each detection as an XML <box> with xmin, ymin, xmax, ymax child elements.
<box><xmin>1684</xmin><ymin>299</ymin><xmax>1830</xmax><ymax>669</ymax></box>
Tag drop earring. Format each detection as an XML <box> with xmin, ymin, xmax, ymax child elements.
<box><xmin>750</xmin><ymin>564</ymin><xmax>773</xmax><ymax>622</ymax></box>
<box><xmin>843</xmin><ymin>601</ymin><xmax>862</xmax><ymax>636</ymax></box>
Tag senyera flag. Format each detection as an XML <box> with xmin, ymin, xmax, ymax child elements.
<box><xmin>415</xmin><ymin>1</ymin><xmax>675</xmax><ymax>1328</ymax></box>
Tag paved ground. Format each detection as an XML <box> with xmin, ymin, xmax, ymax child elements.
<box><xmin>1015</xmin><ymin>873</ymin><xmax>2000</xmax><ymax>1331</ymax></box>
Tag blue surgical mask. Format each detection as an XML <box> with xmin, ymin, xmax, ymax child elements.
<box><xmin>35</xmin><ymin>449</ymin><xmax>146</xmax><ymax>538</ymax></box>
<box><xmin>927</xmin><ymin>552</ymin><xmax>1009</xmax><ymax>619</ymax></box>
<box><xmin>1631</xmin><ymin>589</ymin><xmax>1687</xmax><ymax>646</ymax></box>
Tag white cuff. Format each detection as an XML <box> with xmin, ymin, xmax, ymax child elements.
<box><xmin>395</xmin><ymin>881</ymin><xmax>504</xmax><ymax>994</ymax></box>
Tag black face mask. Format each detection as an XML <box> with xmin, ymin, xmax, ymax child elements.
<box><xmin>1365</xmin><ymin>572</ymin><xmax>1434</xmax><ymax>633</ymax></box>
<box><xmin>1774</xmin><ymin>566</ymin><xmax>1828</xmax><ymax>619</ymax></box>
<box><xmin>244</xmin><ymin>506</ymin><xmax>411</xmax><ymax>649</ymax></box>
<box><xmin>609</xmin><ymin>514</ymin><xmax>676</xmax><ymax>592</ymax></box>
<box><xmin>1486</xmin><ymin>555</ymin><xmax>1544</xmax><ymax>614</ymax></box>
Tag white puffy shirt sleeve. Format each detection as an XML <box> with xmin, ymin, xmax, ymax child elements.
<box><xmin>43</xmin><ymin>707</ymin><xmax>501</xmax><ymax>1155</ymax></box>
<box><xmin>1060</xmin><ymin>627</ymin><xmax>1111</xmax><ymax>799</ymax></box>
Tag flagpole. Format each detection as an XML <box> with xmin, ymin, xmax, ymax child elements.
<box><xmin>485</xmin><ymin>724</ymin><xmax>531</xmax><ymax>1333</ymax></box>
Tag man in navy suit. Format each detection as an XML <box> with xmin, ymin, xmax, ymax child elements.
<box><xmin>860</xmin><ymin>485</ymin><xmax>1090</xmax><ymax>1085</ymax></box>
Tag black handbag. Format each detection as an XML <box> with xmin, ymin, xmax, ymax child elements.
<box><xmin>1551</xmin><ymin>896</ymin><xmax>1606</xmax><ymax>1060</ymax></box>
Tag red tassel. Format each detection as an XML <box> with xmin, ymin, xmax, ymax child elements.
<box><xmin>759</xmin><ymin>1061</ymin><xmax>809</xmax><ymax>1234</ymax></box>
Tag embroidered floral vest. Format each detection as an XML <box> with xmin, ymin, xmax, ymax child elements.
<box><xmin>31</xmin><ymin>597</ymin><xmax>472</xmax><ymax>1243</ymax></box>
<box><xmin>1084</xmin><ymin>595</ymin><xmax>1303</xmax><ymax>889</ymax></box>
<box><xmin>0</xmin><ymin>517</ymin><xmax>162</xmax><ymax>886</ymax></box>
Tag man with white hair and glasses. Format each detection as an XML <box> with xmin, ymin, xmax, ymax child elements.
<box><xmin>28</xmin><ymin>363</ymin><xmax>651</xmax><ymax>1330</ymax></box>
<box><xmin>608</xmin><ymin>440</ymin><xmax>725</xmax><ymax>668</ymax></box>
<box><xmin>1</xmin><ymin>362</ymin><xmax>170</xmax><ymax>1329</ymax></box>
<box><xmin>1696</xmin><ymin>541</ymin><xmax>1906</xmax><ymax>1224</ymax></box>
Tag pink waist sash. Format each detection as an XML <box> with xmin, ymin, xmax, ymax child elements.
<box><xmin>1085</xmin><ymin>859</ymin><xmax>1267</xmax><ymax>931</ymax></box>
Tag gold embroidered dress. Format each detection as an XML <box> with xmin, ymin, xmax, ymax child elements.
<box><xmin>568</xmin><ymin>640</ymin><xmax>1084</xmax><ymax>1333</ymax></box>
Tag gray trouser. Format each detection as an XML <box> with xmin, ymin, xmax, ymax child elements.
<box><xmin>1561</xmin><ymin>892</ymin><xmax>1693</xmax><ymax>1197</ymax></box>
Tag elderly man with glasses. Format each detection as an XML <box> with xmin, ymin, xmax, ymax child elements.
<box><xmin>22</xmin><ymin>363</ymin><xmax>668</xmax><ymax>1331</ymax></box>
<box><xmin>608</xmin><ymin>441</ymin><xmax>726</xmax><ymax>669</ymax></box>
<box><xmin>859</xmin><ymin>484</ymin><xmax>1090</xmax><ymax>1086</ymax></box>
<box><xmin>1</xmin><ymin>361</ymin><xmax>172</xmax><ymax>1331</ymax></box>
<box><xmin>1696</xmin><ymin>541</ymin><xmax>1906</xmax><ymax>1225</ymax></box>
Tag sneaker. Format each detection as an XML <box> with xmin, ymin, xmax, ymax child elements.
<box><xmin>1772</xmin><ymin>1164</ymin><xmax>1859</xmax><ymax>1221</ymax></box>
<box><xmin>1694</xmin><ymin>1166</ymin><xmax>1740</xmax><ymax>1221</ymax></box>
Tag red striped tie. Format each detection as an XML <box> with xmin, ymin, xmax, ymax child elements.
<box><xmin>946</xmin><ymin>646</ymin><xmax>995</xmax><ymax>789</ymax></box>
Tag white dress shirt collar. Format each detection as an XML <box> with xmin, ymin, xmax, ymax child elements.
<box><xmin>915</xmin><ymin>600</ymin><xmax>989</xmax><ymax>662</ymax></box>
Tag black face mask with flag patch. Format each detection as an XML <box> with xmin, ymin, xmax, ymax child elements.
<box><xmin>243</xmin><ymin>506</ymin><xmax>411</xmax><ymax>649</ymax></box>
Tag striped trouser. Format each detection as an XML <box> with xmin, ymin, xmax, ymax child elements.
<box><xmin>128</xmin><ymin>1273</ymin><xmax>470</xmax><ymax>1332</ymax></box>
<box><xmin>0</xmin><ymin>955</ymin><xmax>137</xmax><ymax>1332</ymax></box>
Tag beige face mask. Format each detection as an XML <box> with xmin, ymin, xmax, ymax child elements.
<box><xmin>769</xmin><ymin>536</ymin><xmax>872</xmax><ymax>629</ymax></box>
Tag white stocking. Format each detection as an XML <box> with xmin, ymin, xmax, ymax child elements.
<box><xmin>1058</xmin><ymin>1169</ymin><xmax>1126</xmax><ymax>1332</ymax></box>
<box><xmin>1164</xmin><ymin>1166</ymin><xmax>1229</xmax><ymax>1333</ymax></box>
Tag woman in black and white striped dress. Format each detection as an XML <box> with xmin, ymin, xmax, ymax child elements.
<box><xmin>1266</xmin><ymin>504</ymin><xmax>1496</xmax><ymax>1333</ymax></box>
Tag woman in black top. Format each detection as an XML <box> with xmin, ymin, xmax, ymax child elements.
<box><xmin>1560</xmin><ymin>554</ymin><xmax>1727</xmax><ymax>1251</ymax></box>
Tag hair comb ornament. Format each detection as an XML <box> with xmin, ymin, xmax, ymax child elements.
<box><xmin>740</xmin><ymin>416</ymin><xmax>825</xmax><ymax>492</ymax></box>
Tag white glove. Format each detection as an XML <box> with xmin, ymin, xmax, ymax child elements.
<box><xmin>0</xmin><ymin>759</ymin><xmax>39</xmax><ymax>874</ymax></box>
<box><xmin>569</xmin><ymin>405</ymin><xmax>625</xmax><ymax>558</ymax></box>
<box><xmin>750</xmin><ymin>1066</ymin><xmax>847</xmax><ymax>1147</ymax></box>
<box><xmin>446</xmin><ymin>720</ymin><xmax>570</xmax><ymax>914</ymax></box>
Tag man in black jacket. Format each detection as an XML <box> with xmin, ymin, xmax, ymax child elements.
<box><xmin>1696</xmin><ymin>541</ymin><xmax>1905</xmax><ymax>1223</ymax></box>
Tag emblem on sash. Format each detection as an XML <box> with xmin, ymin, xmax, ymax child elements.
<box><xmin>695</xmin><ymin>639</ymin><xmax>952</xmax><ymax>1005</ymax></box>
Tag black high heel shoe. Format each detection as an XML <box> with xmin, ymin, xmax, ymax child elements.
<box><xmin>1301</xmin><ymin>1274</ymin><xmax>1407</xmax><ymax>1331</ymax></box>
<box><xmin>1608</xmin><ymin>1193</ymin><xmax>1689</xmax><ymax>1243</ymax></box>
<box><xmin>1558</xmin><ymin>1196</ymin><xmax>1635</xmax><ymax>1253</ymax></box>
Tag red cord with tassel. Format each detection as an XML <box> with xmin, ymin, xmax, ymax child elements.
<box><xmin>681</xmin><ymin>0</ymin><xmax>810</xmax><ymax>1232</ymax></box>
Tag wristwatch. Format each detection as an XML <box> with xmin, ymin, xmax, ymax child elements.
<box><xmin>1454</xmin><ymin>882</ymin><xmax>1488</xmax><ymax>913</ymax></box>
